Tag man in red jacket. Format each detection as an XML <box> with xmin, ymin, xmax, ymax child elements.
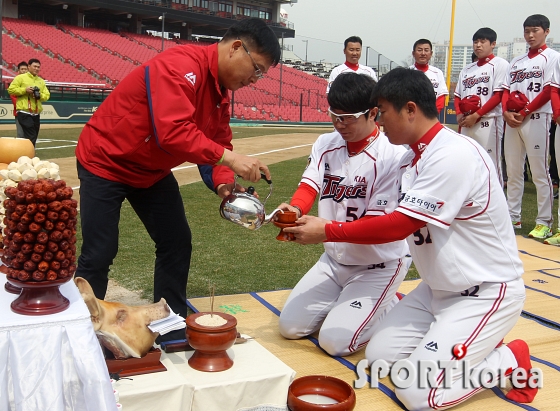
<box><xmin>75</xmin><ymin>18</ymin><xmax>280</xmax><ymax>342</ymax></box>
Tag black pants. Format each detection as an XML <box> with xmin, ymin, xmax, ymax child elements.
<box><xmin>17</xmin><ymin>112</ymin><xmax>40</xmax><ymax>146</ymax></box>
<box><xmin>75</xmin><ymin>161</ymin><xmax>192</xmax><ymax>325</ymax></box>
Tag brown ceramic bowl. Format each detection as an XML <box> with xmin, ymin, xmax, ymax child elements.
<box><xmin>276</xmin><ymin>210</ymin><xmax>298</xmax><ymax>224</ymax></box>
<box><xmin>186</xmin><ymin>312</ymin><xmax>237</xmax><ymax>372</ymax></box>
<box><xmin>287</xmin><ymin>375</ymin><xmax>356</xmax><ymax>411</ymax></box>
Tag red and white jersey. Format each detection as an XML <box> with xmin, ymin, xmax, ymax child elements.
<box><xmin>551</xmin><ymin>57</ymin><xmax>560</xmax><ymax>91</ymax></box>
<box><xmin>503</xmin><ymin>47</ymin><xmax>559</xmax><ymax>114</ymax></box>
<box><xmin>409</xmin><ymin>64</ymin><xmax>449</xmax><ymax>98</ymax></box>
<box><xmin>454</xmin><ymin>56</ymin><xmax>509</xmax><ymax>118</ymax></box>
<box><xmin>327</xmin><ymin>63</ymin><xmax>378</xmax><ymax>93</ymax></box>
<box><xmin>301</xmin><ymin>131</ymin><xmax>408</xmax><ymax>265</ymax></box>
<box><xmin>396</xmin><ymin>125</ymin><xmax>523</xmax><ymax>292</ymax></box>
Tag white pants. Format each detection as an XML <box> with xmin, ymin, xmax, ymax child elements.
<box><xmin>555</xmin><ymin>125</ymin><xmax>560</xmax><ymax>226</ymax></box>
<box><xmin>365</xmin><ymin>279</ymin><xmax>525</xmax><ymax>411</ymax></box>
<box><xmin>279</xmin><ymin>253</ymin><xmax>411</xmax><ymax>356</ymax></box>
<box><xmin>461</xmin><ymin>116</ymin><xmax>503</xmax><ymax>186</ymax></box>
<box><xmin>504</xmin><ymin>113</ymin><xmax>554</xmax><ymax>226</ymax></box>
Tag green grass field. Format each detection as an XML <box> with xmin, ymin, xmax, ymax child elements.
<box><xmin>6</xmin><ymin>125</ymin><xmax>556</xmax><ymax>300</ymax></box>
<box><xmin>0</xmin><ymin>126</ymin><xmax>331</xmax><ymax>161</ymax></box>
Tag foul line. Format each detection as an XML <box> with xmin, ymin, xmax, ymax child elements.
<box><xmin>70</xmin><ymin>143</ymin><xmax>313</xmax><ymax>191</ymax></box>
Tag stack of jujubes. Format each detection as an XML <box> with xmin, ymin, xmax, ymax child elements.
<box><xmin>1</xmin><ymin>179</ymin><xmax>78</xmax><ymax>282</ymax></box>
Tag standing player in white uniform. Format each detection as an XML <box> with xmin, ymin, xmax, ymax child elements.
<box><xmin>410</xmin><ymin>39</ymin><xmax>449</xmax><ymax>114</ymax></box>
<box><xmin>277</xmin><ymin>73</ymin><xmax>410</xmax><ymax>357</ymax></box>
<box><xmin>547</xmin><ymin>58</ymin><xmax>560</xmax><ymax>245</ymax></box>
<box><xmin>454</xmin><ymin>28</ymin><xmax>509</xmax><ymax>185</ymax></box>
<box><xmin>502</xmin><ymin>14</ymin><xmax>559</xmax><ymax>239</ymax></box>
<box><xmin>326</xmin><ymin>36</ymin><xmax>377</xmax><ymax>94</ymax></box>
<box><xmin>285</xmin><ymin>68</ymin><xmax>536</xmax><ymax>409</ymax></box>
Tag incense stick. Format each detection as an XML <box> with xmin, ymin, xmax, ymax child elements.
<box><xmin>210</xmin><ymin>284</ymin><xmax>215</xmax><ymax>318</ymax></box>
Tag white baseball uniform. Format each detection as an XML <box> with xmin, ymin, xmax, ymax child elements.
<box><xmin>455</xmin><ymin>56</ymin><xmax>509</xmax><ymax>184</ymax></box>
<box><xmin>503</xmin><ymin>47</ymin><xmax>559</xmax><ymax>227</ymax></box>
<box><xmin>550</xmin><ymin>60</ymin><xmax>560</xmax><ymax>228</ymax></box>
<box><xmin>365</xmin><ymin>124</ymin><xmax>525</xmax><ymax>410</ymax></box>
<box><xmin>326</xmin><ymin>63</ymin><xmax>378</xmax><ymax>93</ymax></box>
<box><xmin>278</xmin><ymin>129</ymin><xmax>411</xmax><ymax>356</ymax></box>
<box><xmin>410</xmin><ymin>64</ymin><xmax>449</xmax><ymax>99</ymax></box>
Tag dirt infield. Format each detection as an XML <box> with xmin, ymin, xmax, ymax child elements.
<box><xmin>46</xmin><ymin>130</ymin><xmax>324</xmax><ymax>304</ymax></box>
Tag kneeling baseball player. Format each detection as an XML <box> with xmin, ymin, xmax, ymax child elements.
<box><xmin>276</xmin><ymin>72</ymin><xmax>411</xmax><ymax>357</ymax></box>
<box><xmin>284</xmin><ymin>68</ymin><xmax>536</xmax><ymax>409</ymax></box>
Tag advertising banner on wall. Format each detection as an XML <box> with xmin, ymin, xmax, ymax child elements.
<box><xmin>0</xmin><ymin>102</ymin><xmax>100</xmax><ymax>124</ymax></box>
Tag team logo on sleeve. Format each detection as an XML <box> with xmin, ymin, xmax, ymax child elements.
<box><xmin>321</xmin><ymin>174</ymin><xmax>367</xmax><ymax>203</ymax></box>
<box><xmin>401</xmin><ymin>192</ymin><xmax>445</xmax><ymax>215</ymax></box>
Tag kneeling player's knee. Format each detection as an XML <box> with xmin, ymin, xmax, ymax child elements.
<box><xmin>365</xmin><ymin>336</ymin><xmax>393</xmax><ymax>364</ymax></box>
<box><xmin>318</xmin><ymin>329</ymin><xmax>353</xmax><ymax>357</ymax></box>
<box><xmin>278</xmin><ymin>315</ymin><xmax>304</xmax><ymax>339</ymax></box>
<box><xmin>395</xmin><ymin>386</ymin><xmax>430</xmax><ymax>411</ymax></box>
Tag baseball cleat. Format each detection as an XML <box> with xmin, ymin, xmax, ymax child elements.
<box><xmin>544</xmin><ymin>230</ymin><xmax>560</xmax><ymax>246</ymax></box>
<box><xmin>505</xmin><ymin>339</ymin><xmax>538</xmax><ymax>403</ymax></box>
<box><xmin>528</xmin><ymin>224</ymin><xmax>551</xmax><ymax>239</ymax></box>
<box><xmin>512</xmin><ymin>221</ymin><xmax>522</xmax><ymax>229</ymax></box>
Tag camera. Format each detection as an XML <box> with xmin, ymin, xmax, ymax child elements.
<box><xmin>32</xmin><ymin>86</ymin><xmax>41</xmax><ymax>100</ymax></box>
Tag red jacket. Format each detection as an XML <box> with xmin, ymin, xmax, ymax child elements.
<box><xmin>76</xmin><ymin>43</ymin><xmax>233</xmax><ymax>189</ymax></box>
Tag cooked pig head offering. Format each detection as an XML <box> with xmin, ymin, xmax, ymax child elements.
<box><xmin>75</xmin><ymin>277</ymin><xmax>170</xmax><ymax>359</ymax></box>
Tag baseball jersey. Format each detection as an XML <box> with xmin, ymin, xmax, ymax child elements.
<box><xmin>396</xmin><ymin>124</ymin><xmax>523</xmax><ymax>292</ymax></box>
<box><xmin>326</xmin><ymin>63</ymin><xmax>378</xmax><ymax>93</ymax></box>
<box><xmin>503</xmin><ymin>47</ymin><xmax>559</xmax><ymax>114</ymax></box>
<box><xmin>302</xmin><ymin>130</ymin><xmax>408</xmax><ymax>265</ymax></box>
<box><xmin>551</xmin><ymin>57</ymin><xmax>560</xmax><ymax>92</ymax></box>
<box><xmin>454</xmin><ymin>56</ymin><xmax>509</xmax><ymax>118</ymax></box>
<box><xmin>409</xmin><ymin>64</ymin><xmax>449</xmax><ymax>98</ymax></box>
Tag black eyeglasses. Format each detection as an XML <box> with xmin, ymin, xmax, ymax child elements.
<box><xmin>240</xmin><ymin>40</ymin><xmax>264</xmax><ymax>79</ymax></box>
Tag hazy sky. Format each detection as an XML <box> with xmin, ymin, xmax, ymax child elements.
<box><xmin>282</xmin><ymin>0</ymin><xmax>560</xmax><ymax>67</ymax></box>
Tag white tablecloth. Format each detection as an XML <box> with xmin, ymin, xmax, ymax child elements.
<box><xmin>0</xmin><ymin>274</ymin><xmax>117</xmax><ymax>411</ymax></box>
<box><xmin>116</xmin><ymin>338</ymin><xmax>295</xmax><ymax>411</ymax></box>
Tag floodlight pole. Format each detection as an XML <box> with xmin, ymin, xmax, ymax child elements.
<box><xmin>302</xmin><ymin>39</ymin><xmax>308</xmax><ymax>62</ymax></box>
<box><xmin>377</xmin><ymin>53</ymin><xmax>382</xmax><ymax>74</ymax></box>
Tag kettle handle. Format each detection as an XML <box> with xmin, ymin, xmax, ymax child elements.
<box><xmin>233</xmin><ymin>174</ymin><xmax>273</xmax><ymax>205</ymax></box>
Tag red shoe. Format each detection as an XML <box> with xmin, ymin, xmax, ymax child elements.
<box><xmin>505</xmin><ymin>339</ymin><xmax>538</xmax><ymax>403</ymax></box>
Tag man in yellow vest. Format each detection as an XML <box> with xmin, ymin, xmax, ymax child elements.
<box><xmin>8</xmin><ymin>59</ymin><xmax>50</xmax><ymax>146</ymax></box>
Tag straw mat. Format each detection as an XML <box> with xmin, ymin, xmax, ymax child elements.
<box><xmin>187</xmin><ymin>236</ymin><xmax>560</xmax><ymax>410</ymax></box>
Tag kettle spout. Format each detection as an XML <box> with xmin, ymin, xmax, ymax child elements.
<box><xmin>263</xmin><ymin>208</ymin><xmax>283</xmax><ymax>224</ymax></box>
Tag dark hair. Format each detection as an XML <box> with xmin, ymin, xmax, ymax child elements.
<box><xmin>373</xmin><ymin>68</ymin><xmax>438</xmax><ymax>119</ymax></box>
<box><xmin>222</xmin><ymin>18</ymin><xmax>281</xmax><ymax>66</ymax></box>
<box><xmin>473</xmin><ymin>27</ymin><xmax>497</xmax><ymax>43</ymax></box>
<box><xmin>27</xmin><ymin>58</ymin><xmax>41</xmax><ymax>66</ymax></box>
<box><xmin>413</xmin><ymin>39</ymin><xmax>432</xmax><ymax>51</ymax></box>
<box><xmin>344</xmin><ymin>36</ymin><xmax>362</xmax><ymax>49</ymax></box>
<box><xmin>17</xmin><ymin>61</ymin><xmax>28</xmax><ymax>69</ymax></box>
<box><xmin>471</xmin><ymin>52</ymin><xmax>478</xmax><ymax>63</ymax></box>
<box><xmin>523</xmin><ymin>14</ymin><xmax>550</xmax><ymax>30</ymax></box>
<box><xmin>327</xmin><ymin>73</ymin><xmax>376</xmax><ymax>119</ymax></box>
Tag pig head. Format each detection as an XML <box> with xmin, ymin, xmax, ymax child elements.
<box><xmin>75</xmin><ymin>277</ymin><xmax>170</xmax><ymax>359</ymax></box>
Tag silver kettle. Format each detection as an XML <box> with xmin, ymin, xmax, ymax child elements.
<box><xmin>219</xmin><ymin>174</ymin><xmax>282</xmax><ymax>230</ymax></box>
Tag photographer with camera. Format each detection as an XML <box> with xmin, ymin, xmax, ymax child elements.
<box><xmin>8</xmin><ymin>59</ymin><xmax>50</xmax><ymax>146</ymax></box>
